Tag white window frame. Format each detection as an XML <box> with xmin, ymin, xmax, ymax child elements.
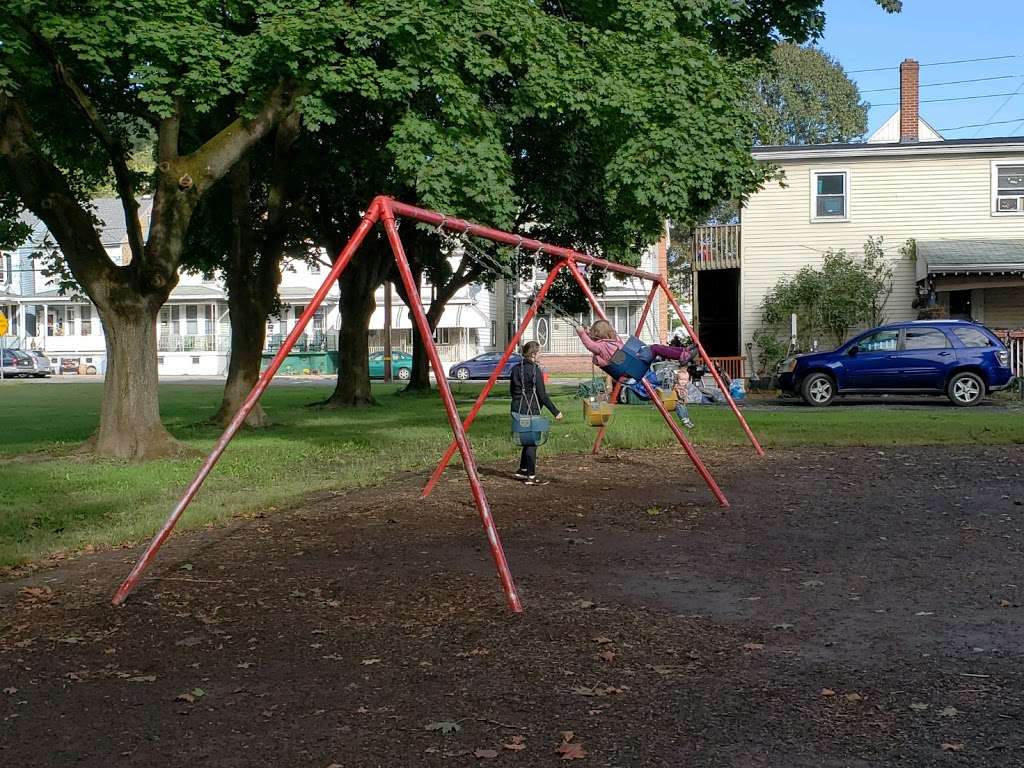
<box><xmin>809</xmin><ymin>169</ymin><xmax>850</xmax><ymax>223</ymax></box>
<box><xmin>991</xmin><ymin>161</ymin><xmax>1024</xmax><ymax>217</ymax></box>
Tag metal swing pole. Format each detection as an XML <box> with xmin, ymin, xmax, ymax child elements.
<box><xmin>640</xmin><ymin>377</ymin><xmax>729</xmax><ymax>507</ymax></box>
<box><xmin>567</xmin><ymin>263</ymin><xmax>728</xmax><ymax>507</ymax></box>
<box><xmin>380</xmin><ymin>201</ymin><xmax>523</xmax><ymax>613</ymax></box>
<box><xmin>658</xmin><ymin>280</ymin><xmax>764</xmax><ymax>456</ymax></box>
<box><xmin>592</xmin><ymin>281</ymin><xmax>659</xmax><ymax>454</ymax></box>
<box><xmin>421</xmin><ymin>259</ymin><xmax>568</xmax><ymax>498</ymax></box>
<box><xmin>112</xmin><ymin>201</ymin><xmax>384</xmax><ymax>606</ymax></box>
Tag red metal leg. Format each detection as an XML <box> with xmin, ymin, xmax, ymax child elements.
<box><xmin>381</xmin><ymin>203</ymin><xmax>523</xmax><ymax>613</ymax></box>
<box><xmin>590</xmin><ymin>282</ymin><xmax>659</xmax><ymax>454</ymax></box>
<box><xmin>421</xmin><ymin>260</ymin><xmax>567</xmax><ymax>498</ymax></box>
<box><xmin>111</xmin><ymin>203</ymin><xmax>383</xmax><ymax>606</ymax></box>
<box><xmin>641</xmin><ymin>378</ymin><xmax>729</xmax><ymax>507</ymax></box>
<box><xmin>658</xmin><ymin>280</ymin><xmax>764</xmax><ymax>456</ymax></box>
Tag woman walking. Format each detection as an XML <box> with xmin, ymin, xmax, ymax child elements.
<box><xmin>510</xmin><ymin>340</ymin><xmax>562</xmax><ymax>485</ymax></box>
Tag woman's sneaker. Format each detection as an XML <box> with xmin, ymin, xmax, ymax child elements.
<box><xmin>514</xmin><ymin>471</ymin><xmax>530</xmax><ymax>481</ymax></box>
<box><xmin>524</xmin><ymin>476</ymin><xmax>549</xmax><ymax>486</ymax></box>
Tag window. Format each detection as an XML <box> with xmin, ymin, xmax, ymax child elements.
<box><xmin>811</xmin><ymin>171</ymin><xmax>848</xmax><ymax>220</ymax></box>
<box><xmin>857</xmin><ymin>329</ymin><xmax>899</xmax><ymax>352</ymax></box>
<box><xmin>204</xmin><ymin>304</ymin><xmax>215</xmax><ymax>333</ymax></box>
<box><xmin>952</xmin><ymin>327</ymin><xmax>993</xmax><ymax>348</ymax></box>
<box><xmin>191</xmin><ymin>356</ymin><xmax>200</xmax><ymax>365</ymax></box>
<box><xmin>185</xmin><ymin>305</ymin><xmax>198</xmax><ymax>334</ymax></box>
<box><xmin>81</xmin><ymin>306</ymin><xmax>92</xmax><ymax>336</ymax></box>
<box><xmin>604</xmin><ymin>303</ymin><xmax>639</xmax><ymax>335</ymax></box>
<box><xmin>993</xmin><ymin>162</ymin><xmax>1024</xmax><ymax>214</ymax></box>
<box><xmin>903</xmin><ymin>327</ymin><xmax>950</xmax><ymax>350</ymax></box>
<box><xmin>533</xmin><ymin>315</ymin><xmax>551</xmax><ymax>350</ymax></box>
<box><xmin>312</xmin><ymin>308</ymin><xmax>325</xmax><ymax>332</ymax></box>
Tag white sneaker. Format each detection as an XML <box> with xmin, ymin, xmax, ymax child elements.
<box><xmin>514</xmin><ymin>471</ymin><xmax>530</xmax><ymax>481</ymax></box>
<box><xmin>524</xmin><ymin>476</ymin><xmax>549</xmax><ymax>486</ymax></box>
<box><xmin>683</xmin><ymin>419</ymin><xmax>695</xmax><ymax>429</ymax></box>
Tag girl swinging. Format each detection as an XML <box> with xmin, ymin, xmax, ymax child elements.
<box><xmin>575</xmin><ymin>320</ymin><xmax>696</xmax><ymax>372</ymax></box>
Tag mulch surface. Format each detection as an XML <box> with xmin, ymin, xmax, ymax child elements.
<box><xmin>2</xmin><ymin>445</ymin><xmax>1022</xmax><ymax>767</ymax></box>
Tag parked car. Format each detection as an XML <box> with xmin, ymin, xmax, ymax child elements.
<box><xmin>1</xmin><ymin>348</ymin><xmax>34</xmax><ymax>378</ymax></box>
<box><xmin>449</xmin><ymin>352</ymin><xmax>523</xmax><ymax>381</ymax></box>
<box><xmin>777</xmin><ymin>320</ymin><xmax>1014</xmax><ymax>407</ymax></box>
<box><xmin>368</xmin><ymin>350</ymin><xmax>413</xmax><ymax>380</ymax></box>
<box><xmin>23</xmin><ymin>350</ymin><xmax>53</xmax><ymax>378</ymax></box>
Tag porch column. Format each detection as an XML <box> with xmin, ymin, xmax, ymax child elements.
<box><xmin>41</xmin><ymin>303</ymin><xmax>48</xmax><ymax>341</ymax></box>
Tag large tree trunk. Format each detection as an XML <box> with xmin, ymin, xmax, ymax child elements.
<box><xmin>404</xmin><ymin>300</ymin><xmax>443</xmax><ymax>393</ymax></box>
<box><xmin>320</xmin><ymin>246</ymin><xmax>390</xmax><ymax>407</ymax></box>
<box><xmin>87</xmin><ymin>301</ymin><xmax>189</xmax><ymax>460</ymax></box>
<box><xmin>214</xmin><ymin>284</ymin><xmax>271</xmax><ymax>427</ymax></box>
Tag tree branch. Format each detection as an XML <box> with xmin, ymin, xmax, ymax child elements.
<box><xmin>0</xmin><ymin>96</ymin><xmax>119</xmax><ymax>297</ymax></box>
<box><xmin>21</xmin><ymin>24</ymin><xmax>145</xmax><ymax>264</ymax></box>
<box><xmin>183</xmin><ymin>81</ymin><xmax>303</xmax><ymax>196</ymax></box>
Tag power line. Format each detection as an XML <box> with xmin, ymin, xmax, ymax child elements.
<box><xmin>860</xmin><ymin>74</ymin><xmax>1024</xmax><ymax>93</ymax></box>
<box><xmin>937</xmin><ymin>116</ymin><xmax>1024</xmax><ymax>132</ymax></box>
<box><xmin>849</xmin><ymin>54</ymin><xmax>1021</xmax><ymax>74</ymax></box>
<box><xmin>870</xmin><ymin>90</ymin><xmax>1024</xmax><ymax>107</ymax></box>
<box><xmin>972</xmin><ymin>78</ymin><xmax>1024</xmax><ymax>137</ymax></box>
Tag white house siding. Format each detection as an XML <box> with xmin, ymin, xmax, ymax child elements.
<box><xmin>741</xmin><ymin>151</ymin><xmax>1024</xmax><ymax>363</ymax></box>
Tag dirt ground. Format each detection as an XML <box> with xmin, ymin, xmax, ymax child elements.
<box><xmin>2</xmin><ymin>445</ymin><xmax>1022</xmax><ymax>767</ymax></box>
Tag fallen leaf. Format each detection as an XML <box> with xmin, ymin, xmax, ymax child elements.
<box><xmin>772</xmin><ymin>623</ymin><xmax>795</xmax><ymax>631</ymax></box>
<box><xmin>180</xmin><ymin>563</ymin><xmax>193</xmax><ymax>571</ymax></box>
<box><xmin>741</xmin><ymin>643</ymin><xmax>765</xmax><ymax>651</ymax></box>
<box><xmin>592</xmin><ymin>636</ymin><xmax>613</xmax><ymax>645</ymax></box>
<box><xmin>801</xmin><ymin>580</ymin><xmax>824</xmax><ymax>587</ymax></box>
<box><xmin>939</xmin><ymin>706</ymin><xmax>959</xmax><ymax>718</ymax></box>
<box><xmin>819</xmin><ymin>688</ymin><xmax>836</xmax><ymax>698</ymax></box>
<box><xmin>559</xmin><ymin>731</ymin><xmax>574</xmax><ymax>742</ymax></box>
<box><xmin>424</xmin><ymin>721</ymin><xmax>462</xmax><ymax>734</ymax></box>
<box><xmin>175</xmin><ymin>692</ymin><xmax>196</xmax><ymax>704</ymax></box>
<box><xmin>502</xmin><ymin>736</ymin><xmax>526</xmax><ymax>752</ymax></box>
<box><xmin>473</xmin><ymin>748</ymin><xmax>498</xmax><ymax>759</ymax></box>
<box><xmin>556</xmin><ymin>741</ymin><xmax>587</xmax><ymax>760</ymax></box>
<box><xmin>128</xmin><ymin>675</ymin><xmax>157</xmax><ymax>683</ymax></box>
<box><xmin>909</xmin><ymin>702</ymin><xmax>929</xmax><ymax>712</ymax></box>
<box><xmin>19</xmin><ymin>586</ymin><xmax>55</xmax><ymax>603</ymax></box>
<box><xmin>361</xmin><ymin>658</ymin><xmax>382</xmax><ymax>665</ymax></box>
<box><xmin>998</xmin><ymin>599</ymin><xmax>1011</xmax><ymax>608</ymax></box>
<box><xmin>3</xmin><ymin>687</ymin><xmax>17</xmax><ymax>695</ymax></box>
<box><xmin>595</xmin><ymin>651</ymin><xmax>616</xmax><ymax>664</ymax></box>
<box><xmin>844</xmin><ymin>693</ymin><xmax>863</xmax><ymax>703</ymax></box>
<box><xmin>190</xmin><ymin>687</ymin><xmax>205</xmax><ymax>699</ymax></box>
<box><xmin>941</xmin><ymin>742</ymin><xmax>965</xmax><ymax>752</ymax></box>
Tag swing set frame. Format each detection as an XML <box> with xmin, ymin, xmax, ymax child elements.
<box><xmin>111</xmin><ymin>196</ymin><xmax>763</xmax><ymax>614</ymax></box>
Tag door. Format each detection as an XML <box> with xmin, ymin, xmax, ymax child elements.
<box><xmin>897</xmin><ymin>326</ymin><xmax>955</xmax><ymax>390</ymax></box>
<box><xmin>843</xmin><ymin>328</ymin><xmax>901</xmax><ymax>389</ymax></box>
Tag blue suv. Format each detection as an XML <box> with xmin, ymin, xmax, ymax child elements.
<box><xmin>778</xmin><ymin>320</ymin><xmax>1014</xmax><ymax>407</ymax></box>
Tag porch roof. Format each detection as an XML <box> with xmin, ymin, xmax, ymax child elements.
<box><xmin>916</xmin><ymin>239</ymin><xmax>1024</xmax><ymax>281</ymax></box>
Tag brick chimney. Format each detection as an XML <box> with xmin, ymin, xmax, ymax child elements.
<box><xmin>899</xmin><ymin>58</ymin><xmax>919</xmax><ymax>143</ymax></box>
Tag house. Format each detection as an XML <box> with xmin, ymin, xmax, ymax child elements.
<box><xmin>690</xmin><ymin>58</ymin><xmax>1024</xmax><ymax>378</ymax></box>
<box><xmin>1</xmin><ymin>200</ymin><xmax>667</xmax><ymax>375</ymax></box>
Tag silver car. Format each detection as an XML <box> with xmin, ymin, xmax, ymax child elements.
<box><xmin>23</xmin><ymin>350</ymin><xmax>53</xmax><ymax>378</ymax></box>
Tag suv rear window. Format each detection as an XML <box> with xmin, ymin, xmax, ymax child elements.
<box><xmin>951</xmin><ymin>327</ymin><xmax>994</xmax><ymax>348</ymax></box>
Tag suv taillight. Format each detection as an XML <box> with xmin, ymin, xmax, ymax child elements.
<box><xmin>996</xmin><ymin>349</ymin><xmax>1010</xmax><ymax>367</ymax></box>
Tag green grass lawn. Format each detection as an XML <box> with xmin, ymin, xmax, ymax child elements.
<box><xmin>0</xmin><ymin>380</ymin><xmax>1020</xmax><ymax>570</ymax></box>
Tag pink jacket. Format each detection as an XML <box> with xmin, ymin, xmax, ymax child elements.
<box><xmin>575</xmin><ymin>328</ymin><xmax>623</xmax><ymax>367</ymax></box>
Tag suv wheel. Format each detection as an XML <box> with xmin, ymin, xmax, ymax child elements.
<box><xmin>801</xmin><ymin>372</ymin><xmax>835</xmax><ymax>407</ymax></box>
<box><xmin>947</xmin><ymin>371</ymin><xmax>984</xmax><ymax>407</ymax></box>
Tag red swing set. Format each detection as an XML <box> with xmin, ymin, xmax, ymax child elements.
<box><xmin>111</xmin><ymin>196</ymin><xmax>763</xmax><ymax>613</ymax></box>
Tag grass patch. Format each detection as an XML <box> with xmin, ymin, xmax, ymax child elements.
<box><xmin>0</xmin><ymin>380</ymin><xmax>1020</xmax><ymax>569</ymax></box>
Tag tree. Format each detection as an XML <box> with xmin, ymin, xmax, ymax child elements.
<box><xmin>0</xmin><ymin>2</ymin><xmax>341</xmax><ymax>457</ymax></box>
<box><xmin>752</xmin><ymin>43</ymin><xmax>868</xmax><ymax>146</ymax></box>
<box><xmin>755</xmin><ymin>236</ymin><xmax>895</xmax><ymax>371</ymax></box>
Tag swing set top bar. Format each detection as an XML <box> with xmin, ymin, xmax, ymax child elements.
<box><xmin>384</xmin><ymin>198</ymin><xmax>663</xmax><ymax>284</ymax></box>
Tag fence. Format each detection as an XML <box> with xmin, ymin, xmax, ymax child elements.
<box><xmin>1004</xmin><ymin>332</ymin><xmax>1024</xmax><ymax>377</ymax></box>
<box><xmin>156</xmin><ymin>334</ymin><xmax>228</xmax><ymax>352</ymax></box>
<box><xmin>710</xmin><ymin>356</ymin><xmax>746</xmax><ymax>381</ymax></box>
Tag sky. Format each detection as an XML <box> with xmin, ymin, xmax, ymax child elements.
<box><xmin>820</xmin><ymin>0</ymin><xmax>1024</xmax><ymax>139</ymax></box>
